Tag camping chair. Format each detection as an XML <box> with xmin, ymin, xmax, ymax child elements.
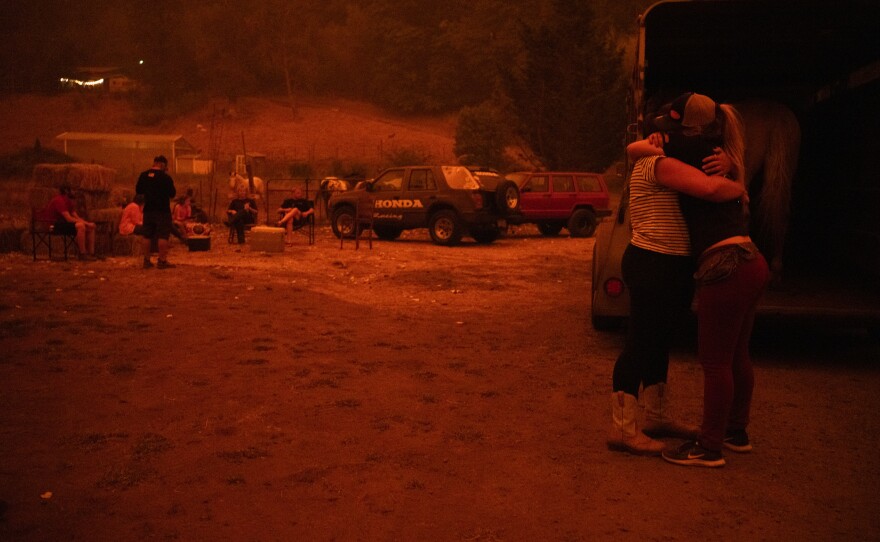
<box><xmin>340</xmin><ymin>198</ymin><xmax>374</xmax><ymax>250</ymax></box>
<box><xmin>31</xmin><ymin>207</ymin><xmax>77</xmax><ymax>261</ymax></box>
<box><xmin>288</xmin><ymin>213</ymin><xmax>316</xmax><ymax>245</ymax></box>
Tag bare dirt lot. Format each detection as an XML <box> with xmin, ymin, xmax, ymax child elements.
<box><xmin>1</xmin><ymin>94</ymin><xmax>879</xmax><ymax>541</ymax></box>
<box><xmin>1</xmin><ymin>225</ymin><xmax>879</xmax><ymax>542</ymax></box>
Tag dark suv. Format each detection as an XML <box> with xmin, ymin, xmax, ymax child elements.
<box><xmin>506</xmin><ymin>171</ymin><xmax>611</xmax><ymax>237</ymax></box>
<box><xmin>328</xmin><ymin>165</ymin><xmax>520</xmax><ymax>246</ymax></box>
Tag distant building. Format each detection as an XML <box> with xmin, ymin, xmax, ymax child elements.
<box><xmin>55</xmin><ymin>132</ymin><xmax>209</xmax><ymax>179</ymax></box>
<box><xmin>59</xmin><ymin>67</ymin><xmax>141</xmax><ymax>94</ymax></box>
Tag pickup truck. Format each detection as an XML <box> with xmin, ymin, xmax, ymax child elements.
<box><xmin>506</xmin><ymin>171</ymin><xmax>611</xmax><ymax>237</ymax></box>
<box><xmin>591</xmin><ymin>0</ymin><xmax>880</xmax><ymax>332</ymax></box>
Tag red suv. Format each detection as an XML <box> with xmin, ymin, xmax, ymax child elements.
<box><xmin>506</xmin><ymin>171</ymin><xmax>611</xmax><ymax>237</ymax></box>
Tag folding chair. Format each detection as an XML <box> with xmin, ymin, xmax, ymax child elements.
<box><xmin>355</xmin><ymin>198</ymin><xmax>374</xmax><ymax>250</ymax></box>
<box><xmin>31</xmin><ymin>207</ymin><xmax>77</xmax><ymax>261</ymax></box>
<box><xmin>339</xmin><ymin>199</ymin><xmax>374</xmax><ymax>249</ymax></box>
<box><xmin>289</xmin><ymin>213</ymin><xmax>316</xmax><ymax>245</ymax></box>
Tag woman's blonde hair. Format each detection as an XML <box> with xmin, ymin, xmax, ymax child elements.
<box><xmin>719</xmin><ymin>103</ymin><xmax>746</xmax><ymax>185</ymax></box>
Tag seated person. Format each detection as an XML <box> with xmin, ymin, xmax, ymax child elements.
<box><xmin>171</xmin><ymin>194</ymin><xmax>192</xmax><ymax>240</ymax></box>
<box><xmin>277</xmin><ymin>187</ymin><xmax>315</xmax><ymax>244</ymax></box>
<box><xmin>42</xmin><ymin>182</ymin><xmax>97</xmax><ymax>261</ymax></box>
<box><xmin>226</xmin><ymin>185</ymin><xmax>258</xmax><ymax>244</ymax></box>
<box><xmin>119</xmin><ymin>194</ymin><xmax>145</xmax><ymax>236</ymax></box>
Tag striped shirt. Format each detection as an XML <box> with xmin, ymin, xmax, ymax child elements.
<box><xmin>628</xmin><ymin>156</ymin><xmax>691</xmax><ymax>255</ymax></box>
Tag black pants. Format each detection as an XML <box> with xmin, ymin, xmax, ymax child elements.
<box><xmin>229</xmin><ymin>214</ymin><xmax>254</xmax><ymax>243</ymax></box>
<box><xmin>612</xmin><ymin>244</ymin><xmax>695</xmax><ymax>397</ymax></box>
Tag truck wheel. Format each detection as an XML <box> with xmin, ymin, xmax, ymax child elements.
<box><xmin>373</xmin><ymin>225</ymin><xmax>402</xmax><ymax>240</ymax></box>
<box><xmin>568</xmin><ymin>209</ymin><xmax>597</xmax><ymax>237</ymax></box>
<box><xmin>331</xmin><ymin>206</ymin><xmax>355</xmax><ymax>238</ymax></box>
<box><xmin>537</xmin><ymin>222</ymin><xmax>563</xmax><ymax>236</ymax></box>
<box><xmin>429</xmin><ymin>210</ymin><xmax>463</xmax><ymax>246</ymax></box>
<box><xmin>495</xmin><ymin>181</ymin><xmax>520</xmax><ymax>216</ymax></box>
<box><xmin>471</xmin><ymin>227</ymin><xmax>500</xmax><ymax>244</ymax></box>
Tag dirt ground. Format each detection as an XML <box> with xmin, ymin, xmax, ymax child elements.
<box><xmin>1</xmin><ymin>93</ymin><xmax>879</xmax><ymax>541</ymax></box>
<box><xmin>1</xmin><ymin>224</ymin><xmax>879</xmax><ymax>542</ymax></box>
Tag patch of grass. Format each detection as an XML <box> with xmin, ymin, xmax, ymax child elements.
<box><xmin>76</xmin><ymin>432</ymin><xmax>130</xmax><ymax>449</ymax></box>
<box><xmin>109</xmin><ymin>362</ymin><xmax>136</xmax><ymax>375</ymax></box>
<box><xmin>306</xmin><ymin>378</ymin><xmax>340</xmax><ymax>389</ymax></box>
<box><xmin>293</xmin><ymin>467</ymin><xmax>326</xmax><ymax>484</ymax></box>
<box><xmin>450</xmin><ymin>428</ymin><xmax>484</xmax><ymax>443</ymax></box>
<box><xmin>133</xmin><ymin>433</ymin><xmax>172</xmax><ymax>458</ymax></box>
<box><xmin>238</xmin><ymin>358</ymin><xmax>269</xmax><ymax>366</ymax></box>
<box><xmin>405</xmin><ymin>480</ymin><xmax>425</xmax><ymax>490</ymax></box>
<box><xmin>217</xmin><ymin>446</ymin><xmax>268</xmax><ymax>463</ymax></box>
<box><xmin>98</xmin><ymin>462</ymin><xmax>155</xmax><ymax>489</ymax></box>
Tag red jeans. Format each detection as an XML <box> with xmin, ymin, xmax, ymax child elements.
<box><xmin>696</xmin><ymin>250</ymin><xmax>770</xmax><ymax>450</ymax></box>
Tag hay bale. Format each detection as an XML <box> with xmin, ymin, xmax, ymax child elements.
<box><xmin>77</xmin><ymin>189</ymin><xmax>110</xmax><ymax>216</ymax></box>
<box><xmin>33</xmin><ymin>163</ymin><xmax>115</xmax><ymax>192</ymax></box>
<box><xmin>29</xmin><ymin>187</ymin><xmax>57</xmax><ymax>210</ymax></box>
<box><xmin>112</xmin><ymin>234</ymin><xmax>141</xmax><ymax>256</ymax></box>
<box><xmin>110</xmin><ymin>188</ymin><xmax>133</xmax><ymax>207</ymax></box>
<box><xmin>90</xmin><ymin>207</ymin><xmax>122</xmax><ymax>224</ymax></box>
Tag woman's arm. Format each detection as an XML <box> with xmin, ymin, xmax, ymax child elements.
<box><xmin>626</xmin><ymin>135</ymin><xmax>666</xmax><ymax>161</ymax></box>
<box><xmin>655</xmin><ymin>157</ymin><xmax>746</xmax><ymax>202</ymax></box>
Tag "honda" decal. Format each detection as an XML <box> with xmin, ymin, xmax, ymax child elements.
<box><xmin>375</xmin><ymin>199</ymin><xmax>424</xmax><ymax>209</ymax></box>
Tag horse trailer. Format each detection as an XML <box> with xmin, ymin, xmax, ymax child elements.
<box><xmin>591</xmin><ymin>0</ymin><xmax>880</xmax><ymax>331</ymax></box>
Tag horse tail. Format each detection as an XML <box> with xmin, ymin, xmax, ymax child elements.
<box><xmin>758</xmin><ymin>107</ymin><xmax>800</xmax><ymax>261</ymax></box>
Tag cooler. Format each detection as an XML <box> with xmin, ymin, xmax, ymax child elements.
<box><xmin>187</xmin><ymin>236</ymin><xmax>211</xmax><ymax>251</ymax></box>
<box><xmin>250</xmin><ymin>226</ymin><xmax>285</xmax><ymax>252</ymax></box>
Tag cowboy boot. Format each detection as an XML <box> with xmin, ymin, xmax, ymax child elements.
<box><xmin>641</xmin><ymin>383</ymin><xmax>700</xmax><ymax>439</ymax></box>
<box><xmin>608</xmin><ymin>391</ymin><xmax>665</xmax><ymax>456</ymax></box>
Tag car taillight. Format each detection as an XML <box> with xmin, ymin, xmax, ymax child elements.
<box><xmin>471</xmin><ymin>191</ymin><xmax>484</xmax><ymax>210</ymax></box>
<box><xmin>604</xmin><ymin>278</ymin><xmax>625</xmax><ymax>298</ymax></box>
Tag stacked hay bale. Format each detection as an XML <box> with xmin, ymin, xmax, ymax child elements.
<box><xmin>32</xmin><ymin>163</ymin><xmax>115</xmax><ymax>214</ymax></box>
<box><xmin>25</xmin><ymin>163</ymin><xmax>139</xmax><ymax>257</ymax></box>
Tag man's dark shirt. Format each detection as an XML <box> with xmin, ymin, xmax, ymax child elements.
<box><xmin>136</xmin><ymin>168</ymin><xmax>176</xmax><ymax>215</ymax></box>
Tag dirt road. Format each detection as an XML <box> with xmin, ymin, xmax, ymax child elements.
<box><xmin>1</xmin><ymin>225</ymin><xmax>878</xmax><ymax>541</ymax></box>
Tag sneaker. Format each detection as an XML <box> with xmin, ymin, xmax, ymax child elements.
<box><xmin>78</xmin><ymin>253</ymin><xmax>97</xmax><ymax>262</ymax></box>
<box><xmin>723</xmin><ymin>429</ymin><xmax>752</xmax><ymax>453</ymax></box>
<box><xmin>156</xmin><ymin>260</ymin><xmax>176</xmax><ymax>269</ymax></box>
<box><xmin>143</xmin><ymin>260</ymin><xmax>154</xmax><ymax>269</ymax></box>
<box><xmin>662</xmin><ymin>440</ymin><xmax>725</xmax><ymax>468</ymax></box>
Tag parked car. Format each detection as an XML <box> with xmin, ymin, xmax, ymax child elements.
<box><xmin>505</xmin><ymin>171</ymin><xmax>611</xmax><ymax>237</ymax></box>
<box><xmin>327</xmin><ymin>165</ymin><xmax>520</xmax><ymax>246</ymax></box>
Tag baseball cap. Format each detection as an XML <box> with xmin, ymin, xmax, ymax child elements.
<box><xmin>654</xmin><ymin>92</ymin><xmax>718</xmax><ymax>131</ymax></box>
<box><xmin>154</xmin><ymin>155</ymin><xmax>168</xmax><ymax>165</ymax></box>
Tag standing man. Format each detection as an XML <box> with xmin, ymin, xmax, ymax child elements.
<box><xmin>136</xmin><ymin>155</ymin><xmax>176</xmax><ymax>269</ymax></box>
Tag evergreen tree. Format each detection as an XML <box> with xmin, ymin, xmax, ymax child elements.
<box><xmin>503</xmin><ymin>1</ymin><xmax>627</xmax><ymax>171</ymax></box>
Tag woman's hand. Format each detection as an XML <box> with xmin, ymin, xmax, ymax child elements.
<box><xmin>647</xmin><ymin>131</ymin><xmax>668</xmax><ymax>148</ymax></box>
<box><xmin>702</xmin><ymin>147</ymin><xmax>732</xmax><ymax>177</ymax></box>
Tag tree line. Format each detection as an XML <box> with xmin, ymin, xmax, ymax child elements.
<box><xmin>3</xmin><ymin>0</ymin><xmax>654</xmax><ymax>171</ymax></box>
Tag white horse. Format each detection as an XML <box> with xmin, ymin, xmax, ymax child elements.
<box><xmin>317</xmin><ymin>177</ymin><xmax>353</xmax><ymax>215</ymax></box>
<box><xmin>228</xmin><ymin>172</ymin><xmax>265</xmax><ymax>201</ymax></box>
